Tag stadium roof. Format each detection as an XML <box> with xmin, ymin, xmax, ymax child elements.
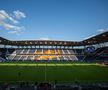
<box><xmin>0</xmin><ymin>31</ymin><xmax>108</xmax><ymax>46</ymax></box>
<box><xmin>81</xmin><ymin>31</ymin><xmax>108</xmax><ymax>45</ymax></box>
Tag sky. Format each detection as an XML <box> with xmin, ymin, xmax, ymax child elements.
<box><xmin>0</xmin><ymin>0</ymin><xmax>108</xmax><ymax>41</ymax></box>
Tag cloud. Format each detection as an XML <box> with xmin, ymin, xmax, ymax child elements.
<box><xmin>0</xmin><ymin>10</ymin><xmax>18</xmax><ymax>23</ymax></box>
<box><xmin>8</xmin><ymin>30</ymin><xmax>20</xmax><ymax>35</ymax></box>
<box><xmin>0</xmin><ymin>21</ymin><xmax>22</xmax><ymax>30</ymax></box>
<box><xmin>13</xmin><ymin>10</ymin><xmax>26</xmax><ymax>19</ymax></box>
<box><xmin>0</xmin><ymin>10</ymin><xmax>26</xmax><ymax>35</ymax></box>
<box><xmin>97</xmin><ymin>29</ymin><xmax>105</xmax><ymax>33</ymax></box>
<box><xmin>40</xmin><ymin>38</ymin><xmax>50</xmax><ymax>40</ymax></box>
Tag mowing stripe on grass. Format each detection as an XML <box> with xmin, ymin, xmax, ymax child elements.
<box><xmin>0</xmin><ymin>63</ymin><xmax>101</xmax><ymax>66</ymax></box>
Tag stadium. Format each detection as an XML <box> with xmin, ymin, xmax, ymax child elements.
<box><xmin>0</xmin><ymin>31</ymin><xmax>108</xmax><ymax>90</ymax></box>
<box><xmin>0</xmin><ymin>0</ymin><xmax>108</xmax><ymax>89</ymax></box>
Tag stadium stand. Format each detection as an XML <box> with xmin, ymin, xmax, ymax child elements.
<box><xmin>0</xmin><ymin>31</ymin><xmax>108</xmax><ymax>62</ymax></box>
<box><xmin>0</xmin><ymin>82</ymin><xmax>108</xmax><ymax>90</ymax></box>
<box><xmin>0</xmin><ymin>46</ymin><xmax>108</xmax><ymax>62</ymax></box>
<box><xmin>8</xmin><ymin>49</ymin><xmax>78</xmax><ymax>61</ymax></box>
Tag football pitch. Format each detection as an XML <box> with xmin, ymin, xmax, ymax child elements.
<box><xmin>0</xmin><ymin>62</ymin><xmax>108</xmax><ymax>83</ymax></box>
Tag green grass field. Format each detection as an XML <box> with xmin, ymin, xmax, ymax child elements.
<box><xmin>0</xmin><ymin>61</ymin><xmax>108</xmax><ymax>83</ymax></box>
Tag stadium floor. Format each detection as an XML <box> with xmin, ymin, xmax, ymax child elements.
<box><xmin>0</xmin><ymin>62</ymin><xmax>108</xmax><ymax>83</ymax></box>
